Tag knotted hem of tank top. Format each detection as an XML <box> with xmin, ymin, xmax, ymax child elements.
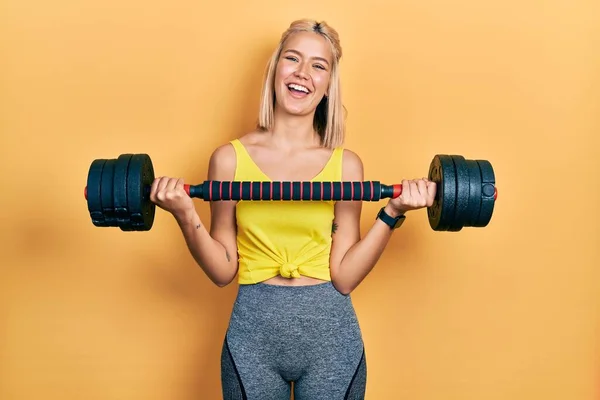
<box><xmin>280</xmin><ymin>262</ymin><xmax>301</xmax><ymax>278</ymax></box>
<box><xmin>237</xmin><ymin>240</ymin><xmax>332</xmax><ymax>282</ymax></box>
<box><xmin>237</xmin><ymin>262</ymin><xmax>332</xmax><ymax>283</ymax></box>
<box><xmin>279</xmin><ymin>263</ymin><xmax>331</xmax><ymax>280</ymax></box>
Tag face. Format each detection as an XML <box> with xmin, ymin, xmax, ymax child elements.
<box><xmin>273</xmin><ymin>31</ymin><xmax>334</xmax><ymax>117</ymax></box>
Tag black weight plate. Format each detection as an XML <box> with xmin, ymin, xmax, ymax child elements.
<box><xmin>113</xmin><ymin>154</ymin><xmax>133</xmax><ymax>230</ymax></box>
<box><xmin>99</xmin><ymin>159</ymin><xmax>117</xmax><ymax>227</ymax></box>
<box><xmin>124</xmin><ymin>154</ymin><xmax>143</xmax><ymax>231</ymax></box>
<box><xmin>427</xmin><ymin>157</ymin><xmax>443</xmax><ymax>230</ymax></box>
<box><xmin>126</xmin><ymin>154</ymin><xmax>156</xmax><ymax>231</ymax></box>
<box><xmin>139</xmin><ymin>154</ymin><xmax>156</xmax><ymax>230</ymax></box>
<box><xmin>448</xmin><ymin>155</ymin><xmax>470</xmax><ymax>232</ymax></box>
<box><xmin>475</xmin><ymin>159</ymin><xmax>496</xmax><ymax>227</ymax></box>
<box><xmin>428</xmin><ymin>155</ymin><xmax>456</xmax><ymax>231</ymax></box>
<box><xmin>464</xmin><ymin>160</ymin><xmax>482</xmax><ymax>227</ymax></box>
<box><xmin>87</xmin><ymin>159</ymin><xmax>108</xmax><ymax>227</ymax></box>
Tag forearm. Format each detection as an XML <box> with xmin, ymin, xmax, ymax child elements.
<box><xmin>333</xmin><ymin>204</ymin><xmax>403</xmax><ymax>294</ymax></box>
<box><xmin>175</xmin><ymin>210</ymin><xmax>238</xmax><ymax>287</ymax></box>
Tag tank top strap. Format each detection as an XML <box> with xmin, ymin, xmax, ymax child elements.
<box><xmin>229</xmin><ymin>138</ymin><xmax>251</xmax><ymax>164</ymax></box>
<box><xmin>318</xmin><ymin>146</ymin><xmax>344</xmax><ymax>181</ymax></box>
<box><xmin>229</xmin><ymin>138</ymin><xmax>269</xmax><ymax>181</ymax></box>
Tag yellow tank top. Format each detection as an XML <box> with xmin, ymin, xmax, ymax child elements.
<box><xmin>230</xmin><ymin>139</ymin><xmax>344</xmax><ymax>284</ymax></box>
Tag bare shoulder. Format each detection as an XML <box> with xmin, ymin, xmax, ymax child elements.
<box><xmin>208</xmin><ymin>142</ymin><xmax>236</xmax><ymax>180</ymax></box>
<box><xmin>237</xmin><ymin>130</ymin><xmax>264</xmax><ymax>147</ymax></box>
<box><xmin>208</xmin><ymin>131</ymin><xmax>263</xmax><ymax>180</ymax></box>
<box><xmin>341</xmin><ymin>148</ymin><xmax>364</xmax><ymax>180</ymax></box>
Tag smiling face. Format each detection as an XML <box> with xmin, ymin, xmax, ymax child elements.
<box><xmin>273</xmin><ymin>31</ymin><xmax>334</xmax><ymax>117</ymax></box>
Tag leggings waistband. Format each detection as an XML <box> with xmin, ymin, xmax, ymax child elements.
<box><xmin>232</xmin><ymin>281</ymin><xmax>357</xmax><ymax>321</ymax></box>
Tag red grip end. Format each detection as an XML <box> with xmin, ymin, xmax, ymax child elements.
<box><xmin>183</xmin><ymin>184</ymin><xmax>190</xmax><ymax>196</ymax></box>
<box><xmin>494</xmin><ymin>187</ymin><xmax>498</xmax><ymax>201</ymax></box>
<box><xmin>392</xmin><ymin>184</ymin><xmax>403</xmax><ymax>198</ymax></box>
<box><xmin>84</xmin><ymin>186</ymin><xmax>87</xmax><ymax>200</ymax></box>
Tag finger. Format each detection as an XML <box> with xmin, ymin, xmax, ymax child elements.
<box><xmin>417</xmin><ymin>179</ymin><xmax>428</xmax><ymax>204</ymax></box>
<box><xmin>402</xmin><ymin>179</ymin><xmax>410</xmax><ymax>199</ymax></box>
<box><xmin>156</xmin><ymin>176</ymin><xmax>169</xmax><ymax>192</ymax></box>
<box><xmin>166</xmin><ymin>177</ymin><xmax>178</xmax><ymax>192</ymax></box>
<box><xmin>164</xmin><ymin>178</ymin><xmax>182</xmax><ymax>201</ymax></box>
<box><xmin>410</xmin><ymin>179</ymin><xmax>419</xmax><ymax>191</ymax></box>
<box><xmin>156</xmin><ymin>177</ymin><xmax>171</xmax><ymax>201</ymax></box>
<box><xmin>175</xmin><ymin>177</ymin><xmax>185</xmax><ymax>192</ymax></box>
<box><xmin>417</xmin><ymin>179</ymin><xmax>427</xmax><ymax>193</ymax></box>
<box><xmin>175</xmin><ymin>178</ymin><xmax>187</xmax><ymax>197</ymax></box>
<box><xmin>409</xmin><ymin>180</ymin><xmax>419</xmax><ymax>204</ymax></box>
<box><xmin>150</xmin><ymin>177</ymin><xmax>161</xmax><ymax>201</ymax></box>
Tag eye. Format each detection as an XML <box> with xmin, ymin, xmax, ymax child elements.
<box><xmin>313</xmin><ymin>64</ymin><xmax>326</xmax><ymax>70</ymax></box>
<box><xmin>285</xmin><ymin>56</ymin><xmax>298</xmax><ymax>62</ymax></box>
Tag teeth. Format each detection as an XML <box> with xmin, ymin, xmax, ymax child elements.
<box><xmin>288</xmin><ymin>83</ymin><xmax>309</xmax><ymax>93</ymax></box>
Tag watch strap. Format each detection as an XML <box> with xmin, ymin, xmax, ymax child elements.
<box><xmin>376</xmin><ymin>207</ymin><xmax>405</xmax><ymax>229</ymax></box>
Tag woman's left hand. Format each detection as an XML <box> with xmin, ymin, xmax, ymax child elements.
<box><xmin>387</xmin><ymin>178</ymin><xmax>437</xmax><ymax>216</ymax></box>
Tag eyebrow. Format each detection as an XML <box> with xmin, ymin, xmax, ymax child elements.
<box><xmin>283</xmin><ymin>49</ymin><xmax>330</xmax><ymax>66</ymax></box>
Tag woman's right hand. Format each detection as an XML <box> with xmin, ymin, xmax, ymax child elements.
<box><xmin>149</xmin><ymin>176</ymin><xmax>196</xmax><ymax>221</ymax></box>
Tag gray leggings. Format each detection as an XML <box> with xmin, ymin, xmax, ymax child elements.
<box><xmin>221</xmin><ymin>281</ymin><xmax>367</xmax><ymax>400</ymax></box>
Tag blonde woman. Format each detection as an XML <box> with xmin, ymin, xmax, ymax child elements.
<box><xmin>151</xmin><ymin>19</ymin><xmax>436</xmax><ymax>400</ymax></box>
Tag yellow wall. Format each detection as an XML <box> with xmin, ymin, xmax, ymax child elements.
<box><xmin>1</xmin><ymin>0</ymin><xmax>598</xmax><ymax>399</ymax></box>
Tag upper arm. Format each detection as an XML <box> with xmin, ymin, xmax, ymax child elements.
<box><xmin>207</xmin><ymin>143</ymin><xmax>238</xmax><ymax>256</ymax></box>
<box><xmin>329</xmin><ymin>149</ymin><xmax>364</xmax><ymax>277</ymax></box>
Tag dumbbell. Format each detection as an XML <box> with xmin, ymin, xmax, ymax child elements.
<box><xmin>84</xmin><ymin>153</ymin><xmax>497</xmax><ymax>232</ymax></box>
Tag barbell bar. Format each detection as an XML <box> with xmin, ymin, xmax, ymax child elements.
<box><xmin>84</xmin><ymin>153</ymin><xmax>497</xmax><ymax>232</ymax></box>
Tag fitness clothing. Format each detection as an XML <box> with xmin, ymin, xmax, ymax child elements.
<box><xmin>221</xmin><ymin>281</ymin><xmax>367</xmax><ymax>400</ymax></box>
<box><xmin>230</xmin><ymin>139</ymin><xmax>344</xmax><ymax>284</ymax></box>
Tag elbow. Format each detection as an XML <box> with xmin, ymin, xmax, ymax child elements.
<box><xmin>338</xmin><ymin>287</ymin><xmax>353</xmax><ymax>296</ymax></box>
<box><xmin>198</xmin><ymin>260</ymin><xmax>237</xmax><ymax>288</ymax></box>
<box><xmin>212</xmin><ymin>275</ymin><xmax>236</xmax><ymax>288</ymax></box>
<box><xmin>331</xmin><ymin>279</ymin><xmax>355</xmax><ymax>296</ymax></box>
<box><xmin>211</xmin><ymin>269</ymin><xmax>238</xmax><ymax>288</ymax></box>
<box><xmin>331</xmin><ymin>266</ymin><xmax>355</xmax><ymax>296</ymax></box>
<box><xmin>336</xmin><ymin>285</ymin><xmax>354</xmax><ymax>296</ymax></box>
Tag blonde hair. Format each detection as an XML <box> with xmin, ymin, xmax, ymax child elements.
<box><xmin>257</xmin><ymin>19</ymin><xmax>345</xmax><ymax>149</ymax></box>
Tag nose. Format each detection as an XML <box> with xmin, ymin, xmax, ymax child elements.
<box><xmin>294</xmin><ymin>62</ymin><xmax>310</xmax><ymax>79</ymax></box>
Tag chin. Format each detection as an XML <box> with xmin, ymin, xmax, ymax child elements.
<box><xmin>284</xmin><ymin>106</ymin><xmax>315</xmax><ymax>118</ymax></box>
<box><xmin>277</xmin><ymin>94</ymin><xmax>319</xmax><ymax>117</ymax></box>
<box><xmin>286</xmin><ymin>104</ymin><xmax>313</xmax><ymax>116</ymax></box>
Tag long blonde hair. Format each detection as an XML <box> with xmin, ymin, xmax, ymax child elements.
<box><xmin>257</xmin><ymin>19</ymin><xmax>345</xmax><ymax>149</ymax></box>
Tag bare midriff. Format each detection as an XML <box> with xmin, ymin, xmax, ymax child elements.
<box><xmin>262</xmin><ymin>275</ymin><xmax>329</xmax><ymax>286</ymax></box>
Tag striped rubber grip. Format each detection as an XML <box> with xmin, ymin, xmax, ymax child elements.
<box><xmin>186</xmin><ymin>181</ymin><xmax>390</xmax><ymax>201</ymax></box>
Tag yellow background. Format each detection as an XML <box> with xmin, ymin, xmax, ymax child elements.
<box><xmin>1</xmin><ymin>0</ymin><xmax>598</xmax><ymax>399</ymax></box>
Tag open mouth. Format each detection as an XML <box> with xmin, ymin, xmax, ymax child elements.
<box><xmin>287</xmin><ymin>83</ymin><xmax>311</xmax><ymax>96</ymax></box>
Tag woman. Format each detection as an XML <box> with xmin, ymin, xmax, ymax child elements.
<box><xmin>150</xmin><ymin>19</ymin><xmax>436</xmax><ymax>400</ymax></box>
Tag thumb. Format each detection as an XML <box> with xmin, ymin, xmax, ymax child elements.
<box><xmin>176</xmin><ymin>177</ymin><xmax>185</xmax><ymax>191</ymax></box>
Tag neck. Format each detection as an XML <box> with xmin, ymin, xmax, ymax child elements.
<box><xmin>270</xmin><ymin>106</ymin><xmax>320</xmax><ymax>149</ymax></box>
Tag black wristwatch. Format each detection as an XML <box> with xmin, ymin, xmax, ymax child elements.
<box><xmin>376</xmin><ymin>207</ymin><xmax>406</xmax><ymax>230</ymax></box>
